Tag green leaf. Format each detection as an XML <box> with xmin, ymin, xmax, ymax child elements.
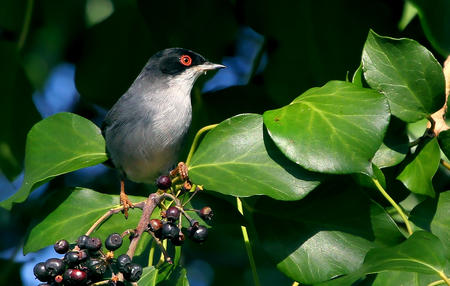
<box><xmin>352</xmin><ymin>64</ymin><xmax>364</xmax><ymax>87</ymax></box>
<box><xmin>397</xmin><ymin>138</ymin><xmax>441</xmax><ymax>197</ymax></box>
<box><xmin>23</xmin><ymin>188</ymin><xmax>147</xmax><ymax>254</ymax></box>
<box><xmin>263</xmin><ymin>81</ymin><xmax>390</xmax><ymax>175</ymax></box>
<box><xmin>0</xmin><ymin>112</ymin><xmax>108</xmax><ymax>210</ymax></box>
<box><xmin>156</xmin><ymin>264</ymin><xmax>189</xmax><ymax>286</ymax></box>
<box><xmin>362</xmin><ymin>30</ymin><xmax>445</xmax><ymax>123</ymax></box>
<box><xmin>410</xmin><ymin>190</ymin><xmax>450</xmax><ymax>257</ymax></box>
<box><xmin>438</xmin><ymin>130</ymin><xmax>450</xmax><ymax>160</ymax></box>
<box><xmin>409</xmin><ymin>0</ymin><xmax>450</xmax><ymax>56</ymax></box>
<box><xmin>189</xmin><ymin>114</ymin><xmax>322</xmax><ymax>201</ymax></box>
<box><xmin>0</xmin><ymin>42</ymin><xmax>40</xmax><ymax>180</ymax></box>
<box><xmin>253</xmin><ymin>185</ymin><xmax>404</xmax><ymax>284</ymax></box>
<box><xmin>372</xmin><ymin>117</ymin><xmax>409</xmax><ymax>168</ymax></box>
<box><xmin>372</xmin><ymin>271</ymin><xmax>438</xmax><ymax>286</ymax></box>
<box><xmin>320</xmin><ymin>231</ymin><xmax>448</xmax><ymax>286</ymax></box>
<box><xmin>139</xmin><ymin>266</ymin><xmax>157</xmax><ymax>286</ymax></box>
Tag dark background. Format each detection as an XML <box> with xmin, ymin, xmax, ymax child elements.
<box><xmin>0</xmin><ymin>0</ymin><xmax>445</xmax><ymax>285</ymax></box>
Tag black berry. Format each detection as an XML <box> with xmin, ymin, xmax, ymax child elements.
<box><xmin>64</xmin><ymin>251</ymin><xmax>79</xmax><ymax>266</ymax></box>
<box><xmin>161</xmin><ymin>223</ymin><xmax>179</xmax><ymax>240</ymax></box>
<box><xmin>69</xmin><ymin>269</ymin><xmax>87</xmax><ymax>283</ymax></box>
<box><xmin>86</xmin><ymin>258</ymin><xmax>107</xmax><ymax>277</ymax></box>
<box><xmin>33</xmin><ymin>262</ymin><xmax>50</xmax><ymax>282</ymax></box>
<box><xmin>105</xmin><ymin>233</ymin><xmax>123</xmax><ymax>251</ymax></box>
<box><xmin>123</xmin><ymin>263</ymin><xmax>143</xmax><ymax>282</ymax></box>
<box><xmin>117</xmin><ymin>254</ymin><xmax>132</xmax><ymax>273</ymax></box>
<box><xmin>156</xmin><ymin>175</ymin><xmax>172</xmax><ymax>190</ymax></box>
<box><xmin>54</xmin><ymin>239</ymin><xmax>69</xmax><ymax>254</ymax></box>
<box><xmin>85</xmin><ymin>237</ymin><xmax>102</xmax><ymax>252</ymax></box>
<box><xmin>77</xmin><ymin>235</ymin><xmax>90</xmax><ymax>249</ymax></box>
<box><xmin>171</xmin><ymin>233</ymin><xmax>185</xmax><ymax>246</ymax></box>
<box><xmin>190</xmin><ymin>225</ymin><xmax>208</xmax><ymax>243</ymax></box>
<box><xmin>199</xmin><ymin>206</ymin><xmax>214</xmax><ymax>221</ymax></box>
<box><xmin>45</xmin><ymin>258</ymin><xmax>65</xmax><ymax>276</ymax></box>
<box><xmin>166</xmin><ymin>206</ymin><xmax>180</xmax><ymax>222</ymax></box>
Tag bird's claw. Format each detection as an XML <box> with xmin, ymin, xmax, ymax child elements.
<box><xmin>169</xmin><ymin>162</ymin><xmax>189</xmax><ymax>181</ymax></box>
<box><xmin>120</xmin><ymin>192</ymin><xmax>134</xmax><ymax>219</ymax></box>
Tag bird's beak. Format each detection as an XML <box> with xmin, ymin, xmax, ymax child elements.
<box><xmin>197</xmin><ymin>62</ymin><xmax>226</xmax><ymax>71</ymax></box>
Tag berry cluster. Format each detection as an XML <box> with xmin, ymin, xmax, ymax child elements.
<box><xmin>148</xmin><ymin>176</ymin><xmax>213</xmax><ymax>256</ymax></box>
<box><xmin>33</xmin><ymin>233</ymin><xmax>142</xmax><ymax>285</ymax></box>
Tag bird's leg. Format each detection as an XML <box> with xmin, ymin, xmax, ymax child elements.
<box><xmin>169</xmin><ymin>162</ymin><xmax>189</xmax><ymax>181</ymax></box>
<box><xmin>120</xmin><ymin>180</ymin><xmax>134</xmax><ymax>219</ymax></box>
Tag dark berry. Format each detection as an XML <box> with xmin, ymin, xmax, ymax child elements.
<box><xmin>63</xmin><ymin>269</ymin><xmax>73</xmax><ymax>281</ymax></box>
<box><xmin>54</xmin><ymin>239</ymin><xmax>69</xmax><ymax>254</ymax></box>
<box><xmin>77</xmin><ymin>235</ymin><xmax>90</xmax><ymax>249</ymax></box>
<box><xmin>171</xmin><ymin>233</ymin><xmax>185</xmax><ymax>246</ymax></box>
<box><xmin>123</xmin><ymin>263</ymin><xmax>143</xmax><ymax>282</ymax></box>
<box><xmin>105</xmin><ymin>233</ymin><xmax>123</xmax><ymax>251</ymax></box>
<box><xmin>54</xmin><ymin>275</ymin><xmax>63</xmax><ymax>283</ymax></box>
<box><xmin>85</xmin><ymin>237</ymin><xmax>102</xmax><ymax>252</ymax></box>
<box><xmin>70</xmin><ymin>269</ymin><xmax>87</xmax><ymax>283</ymax></box>
<box><xmin>117</xmin><ymin>254</ymin><xmax>132</xmax><ymax>273</ymax></box>
<box><xmin>78</xmin><ymin>250</ymin><xmax>89</xmax><ymax>262</ymax></box>
<box><xmin>45</xmin><ymin>258</ymin><xmax>65</xmax><ymax>276</ymax></box>
<box><xmin>190</xmin><ymin>225</ymin><xmax>208</xmax><ymax>243</ymax></box>
<box><xmin>161</xmin><ymin>223</ymin><xmax>179</xmax><ymax>240</ymax></box>
<box><xmin>64</xmin><ymin>251</ymin><xmax>79</xmax><ymax>266</ymax></box>
<box><xmin>166</xmin><ymin>206</ymin><xmax>180</xmax><ymax>222</ymax></box>
<box><xmin>148</xmin><ymin>219</ymin><xmax>163</xmax><ymax>232</ymax></box>
<box><xmin>86</xmin><ymin>258</ymin><xmax>107</xmax><ymax>277</ymax></box>
<box><xmin>156</xmin><ymin>175</ymin><xmax>171</xmax><ymax>190</ymax></box>
<box><xmin>33</xmin><ymin>262</ymin><xmax>50</xmax><ymax>282</ymax></box>
<box><xmin>199</xmin><ymin>206</ymin><xmax>214</xmax><ymax>221</ymax></box>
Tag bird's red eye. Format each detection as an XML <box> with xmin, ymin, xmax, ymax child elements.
<box><xmin>180</xmin><ymin>55</ymin><xmax>192</xmax><ymax>66</ymax></box>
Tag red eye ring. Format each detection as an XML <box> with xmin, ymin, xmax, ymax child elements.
<box><xmin>180</xmin><ymin>55</ymin><xmax>192</xmax><ymax>66</ymax></box>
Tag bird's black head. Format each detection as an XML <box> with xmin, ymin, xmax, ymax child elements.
<box><xmin>147</xmin><ymin>48</ymin><xmax>225</xmax><ymax>76</ymax></box>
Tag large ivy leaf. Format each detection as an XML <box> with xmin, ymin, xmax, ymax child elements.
<box><xmin>24</xmin><ymin>188</ymin><xmax>147</xmax><ymax>254</ymax></box>
<box><xmin>263</xmin><ymin>81</ymin><xmax>390</xmax><ymax>175</ymax></box>
<box><xmin>409</xmin><ymin>0</ymin><xmax>450</xmax><ymax>56</ymax></box>
<box><xmin>320</xmin><ymin>231</ymin><xmax>449</xmax><ymax>286</ymax></box>
<box><xmin>397</xmin><ymin>138</ymin><xmax>441</xmax><ymax>197</ymax></box>
<box><xmin>438</xmin><ymin>130</ymin><xmax>450</xmax><ymax>159</ymax></box>
<box><xmin>189</xmin><ymin>114</ymin><xmax>322</xmax><ymax>201</ymax></box>
<box><xmin>371</xmin><ymin>270</ymin><xmax>438</xmax><ymax>286</ymax></box>
<box><xmin>410</xmin><ymin>190</ymin><xmax>450</xmax><ymax>257</ymax></box>
<box><xmin>139</xmin><ymin>266</ymin><xmax>157</xmax><ymax>286</ymax></box>
<box><xmin>362</xmin><ymin>30</ymin><xmax>445</xmax><ymax>123</ymax></box>
<box><xmin>0</xmin><ymin>112</ymin><xmax>108</xmax><ymax>210</ymax></box>
<box><xmin>156</xmin><ymin>264</ymin><xmax>189</xmax><ymax>286</ymax></box>
<box><xmin>371</xmin><ymin>117</ymin><xmax>409</xmax><ymax>168</ymax></box>
<box><xmin>253</xmin><ymin>185</ymin><xmax>404</xmax><ymax>284</ymax></box>
<box><xmin>0</xmin><ymin>42</ymin><xmax>40</xmax><ymax>180</ymax></box>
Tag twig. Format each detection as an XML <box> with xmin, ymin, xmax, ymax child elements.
<box><xmin>147</xmin><ymin>230</ymin><xmax>172</xmax><ymax>264</ymax></box>
<box><xmin>85</xmin><ymin>207</ymin><xmax>123</xmax><ymax>236</ymax></box>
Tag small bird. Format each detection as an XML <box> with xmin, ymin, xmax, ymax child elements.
<box><xmin>102</xmin><ymin>48</ymin><xmax>225</xmax><ymax>216</ymax></box>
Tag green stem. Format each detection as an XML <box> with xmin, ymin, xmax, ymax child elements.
<box><xmin>18</xmin><ymin>0</ymin><xmax>34</xmax><ymax>51</ymax></box>
<box><xmin>438</xmin><ymin>271</ymin><xmax>450</xmax><ymax>286</ymax></box>
<box><xmin>185</xmin><ymin>124</ymin><xmax>218</xmax><ymax>166</ymax></box>
<box><xmin>236</xmin><ymin>197</ymin><xmax>261</xmax><ymax>286</ymax></box>
<box><xmin>428</xmin><ymin>279</ymin><xmax>446</xmax><ymax>286</ymax></box>
<box><xmin>372</xmin><ymin>178</ymin><xmax>413</xmax><ymax>236</ymax></box>
<box><xmin>148</xmin><ymin>240</ymin><xmax>156</xmax><ymax>266</ymax></box>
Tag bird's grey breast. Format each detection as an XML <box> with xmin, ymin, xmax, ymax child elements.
<box><xmin>104</xmin><ymin>78</ymin><xmax>192</xmax><ymax>183</ymax></box>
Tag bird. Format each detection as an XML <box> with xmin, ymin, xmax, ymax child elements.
<box><xmin>102</xmin><ymin>48</ymin><xmax>225</xmax><ymax>217</ymax></box>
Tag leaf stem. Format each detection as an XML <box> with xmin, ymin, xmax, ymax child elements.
<box><xmin>18</xmin><ymin>0</ymin><xmax>34</xmax><ymax>51</ymax></box>
<box><xmin>236</xmin><ymin>197</ymin><xmax>261</xmax><ymax>286</ymax></box>
<box><xmin>148</xmin><ymin>240</ymin><xmax>156</xmax><ymax>266</ymax></box>
<box><xmin>372</xmin><ymin>178</ymin><xmax>413</xmax><ymax>236</ymax></box>
<box><xmin>438</xmin><ymin>271</ymin><xmax>450</xmax><ymax>286</ymax></box>
<box><xmin>428</xmin><ymin>279</ymin><xmax>446</xmax><ymax>286</ymax></box>
<box><xmin>186</xmin><ymin>124</ymin><xmax>218</xmax><ymax>166</ymax></box>
<box><xmin>441</xmin><ymin>159</ymin><xmax>450</xmax><ymax>171</ymax></box>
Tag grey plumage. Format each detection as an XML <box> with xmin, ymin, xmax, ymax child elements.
<box><xmin>102</xmin><ymin>48</ymin><xmax>224</xmax><ymax>183</ymax></box>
